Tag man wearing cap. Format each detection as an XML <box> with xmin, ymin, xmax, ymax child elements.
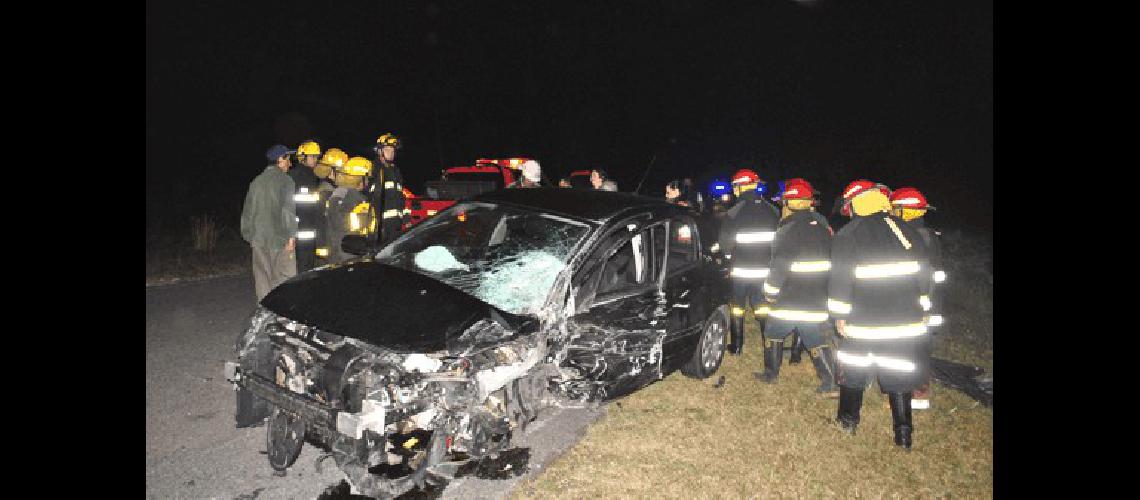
<box><xmin>241</xmin><ymin>145</ymin><xmax>299</xmax><ymax>301</ymax></box>
<box><xmin>509</xmin><ymin>160</ymin><xmax>543</xmax><ymax>188</ymax></box>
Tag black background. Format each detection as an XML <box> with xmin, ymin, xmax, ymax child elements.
<box><xmin>146</xmin><ymin>0</ymin><xmax>992</xmax><ymax>233</ymax></box>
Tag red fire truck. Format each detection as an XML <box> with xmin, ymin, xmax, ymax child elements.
<box><xmin>403</xmin><ymin>157</ymin><xmax>533</xmax><ymax>229</ymax></box>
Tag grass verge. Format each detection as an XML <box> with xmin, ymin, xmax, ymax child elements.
<box><xmin>146</xmin><ymin>226</ymin><xmax>250</xmax><ymax>286</ymax></box>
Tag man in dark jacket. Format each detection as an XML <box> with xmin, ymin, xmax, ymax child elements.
<box><xmin>241</xmin><ymin>145</ymin><xmax>298</xmax><ymax>301</ymax></box>
<box><xmin>890</xmin><ymin>187</ymin><xmax>945</xmax><ymax>410</ymax></box>
<box><xmin>717</xmin><ymin>168</ymin><xmax>781</xmax><ymax>355</ymax></box>
<box><xmin>829</xmin><ymin>180</ymin><xmax>932</xmax><ymax>450</ymax></box>
<box><xmin>368</xmin><ymin>133</ymin><xmax>407</xmax><ymax>247</ymax></box>
<box><xmin>756</xmin><ymin>179</ymin><xmax>839</xmax><ymax>397</ymax></box>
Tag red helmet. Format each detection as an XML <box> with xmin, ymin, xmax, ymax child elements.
<box><xmin>840</xmin><ymin>179</ymin><xmax>890</xmax><ymax>216</ymax></box>
<box><xmin>731</xmin><ymin>169</ymin><xmax>761</xmax><ymax>186</ymax></box>
<box><xmin>781</xmin><ymin>178</ymin><xmax>815</xmax><ymax>200</ymax></box>
<box><xmin>889</xmin><ymin>186</ymin><xmax>936</xmax><ymax>210</ymax></box>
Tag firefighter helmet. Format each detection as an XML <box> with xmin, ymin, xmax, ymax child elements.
<box><xmin>840</xmin><ymin>180</ymin><xmax>890</xmax><ymax>216</ymax></box>
<box><xmin>320</xmin><ymin>148</ymin><xmax>349</xmax><ymax>168</ymax></box>
<box><xmin>297</xmin><ymin>140</ymin><xmax>321</xmax><ymax>156</ymax></box>
<box><xmin>341</xmin><ymin>156</ymin><xmax>373</xmax><ymax>177</ymax></box>
<box><xmin>889</xmin><ymin>187</ymin><xmax>936</xmax><ymax>210</ymax></box>
<box><xmin>782</xmin><ymin>178</ymin><xmax>815</xmax><ymax>200</ymax></box>
<box><xmin>731</xmin><ymin>169</ymin><xmax>761</xmax><ymax>186</ymax></box>
<box><xmin>375</xmin><ymin>133</ymin><xmax>402</xmax><ymax>150</ymax></box>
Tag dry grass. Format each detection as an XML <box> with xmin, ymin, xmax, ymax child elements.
<box><xmin>146</xmin><ymin>222</ymin><xmax>250</xmax><ymax>286</ymax></box>
<box><xmin>515</xmin><ymin>233</ymin><xmax>993</xmax><ymax>499</ymax></box>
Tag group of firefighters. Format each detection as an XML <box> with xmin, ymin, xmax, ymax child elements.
<box><xmin>717</xmin><ymin>168</ymin><xmax>944</xmax><ymax>450</ymax></box>
<box><xmin>244</xmin><ymin>135</ymin><xmax>944</xmax><ymax>450</ymax></box>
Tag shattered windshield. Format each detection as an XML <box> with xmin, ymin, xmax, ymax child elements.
<box><xmin>375</xmin><ymin>202</ymin><xmax>593</xmax><ymax>315</ymax></box>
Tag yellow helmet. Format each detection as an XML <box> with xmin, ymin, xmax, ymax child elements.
<box><xmin>375</xmin><ymin>133</ymin><xmax>402</xmax><ymax>150</ymax></box>
<box><xmin>342</xmin><ymin>156</ymin><xmax>374</xmax><ymax>177</ymax></box>
<box><xmin>320</xmin><ymin>148</ymin><xmax>349</xmax><ymax>168</ymax></box>
<box><xmin>297</xmin><ymin>140</ymin><xmax>321</xmax><ymax>156</ymax></box>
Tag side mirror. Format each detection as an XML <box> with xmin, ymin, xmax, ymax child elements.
<box><xmin>341</xmin><ymin>235</ymin><xmax>373</xmax><ymax>256</ymax></box>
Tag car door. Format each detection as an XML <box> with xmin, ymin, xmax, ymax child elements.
<box><xmin>563</xmin><ymin>215</ymin><xmax>670</xmax><ymax>400</ymax></box>
<box><xmin>659</xmin><ymin>215</ymin><xmax>713</xmax><ymax>373</ymax></box>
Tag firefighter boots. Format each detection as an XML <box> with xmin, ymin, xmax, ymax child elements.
<box><xmin>729</xmin><ymin>315</ymin><xmax>745</xmax><ymax>355</ymax></box>
<box><xmin>754</xmin><ymin>338</ymin><xmax>783</xmax><ymax>383</ymax></box>
<box><xmin>889</xmin><ymin>392</ymin><xmax>914</xmax><ymax>450</ymax></box>
<box><xmin>788</xmin><ymin>332</ymin><xmax>804</xmax><ymax>364</ymax></box>
<box><xmin>810</xmin><ymin>346</ymin><xmax>840</xmax><ymax>397</ymax></box>
<box><xmin>837</xmin><ymin>385</ymin><xmax>864</xmax><ymax>434</ymax></box>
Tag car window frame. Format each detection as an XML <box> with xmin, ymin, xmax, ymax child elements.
<box><xmin>666</xmin><ymin>215</ymin><xmax>701</xmax><ymax>276</ymax></box>
<box><xmin>586</xmin><ymin>219</ymin><xmax>669</xmax><ymax>309</ymax></box>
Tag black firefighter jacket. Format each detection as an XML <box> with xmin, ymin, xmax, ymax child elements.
<box><xmin>718</xmin><ymin>191</ymin><xmax>781</xmax><ymax>282</ymax></box>
<box><xmin>762</xmin><ymin>210</ymin><xmax>834</xmax><ymax>322</ymax></box>
<box><xmin>907</xmin><ymin>217</ymin><xmax>945</xmax><ymax>329</ymax></box>
<box><xmin>368</xmin><ymin>160</ymin><xmax>408</xmax><ymax>241</ymax></box>
<box><xmin>827</xmin><ymin>213</ymin><xmax>933</xmax><ymax>340</ymax></box>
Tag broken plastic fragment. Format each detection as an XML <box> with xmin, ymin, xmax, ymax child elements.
<box><xmin>403</xmin><ymin>353</ymin><xmax>443</xmax><ymax>373</ymax></box>
<box><xmin>414</xmin><ymin>245</ymin><xmax>470</xmax><ymax>273</ymax></box>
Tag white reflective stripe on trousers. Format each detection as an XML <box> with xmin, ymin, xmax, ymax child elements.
<box><xmin>836</xmin><ymin>351</ymin><xmax>916</xmax><ymax>371</ymax></box>
<box><xmin>789</xmin><ymin>260</ymin><xmax>831</xmax><ymax>273</ymax></box>
<box><xmin>763</xmin><ymin>282</ymin><xmax>780</xmax><ymax>295</ymax></box>
<box><xmin>854</xmin><ymin>261</ymin><xmax>920</xmax><ymax>279</ymax></box>
<box><xmin>767</xmin><ymin>309</ymin><xmax>829</xmax><ymax>322</ymax></box>
<box><xmin>827</xmin><ymin>298</ymin><xmax>852</xmax><ymax>315</ymax></box>
<box><xmin>731</xmin><ymin>267</ymin><xmax>769</xmax><ymax>279</ymax></box>
<box><xmin>382</xmin><ymin>209</ymin><xmax>401</xmax><ymax>218</ymax></box>
<box><xmin>735</xmin><ymin>231</ymin><xmax>775</xmax><ymax>244</ymax></box>
<box><xmin>843</xmin><ymin>322</ymin><xmax>928</xmax><ymax>340</ymax></box>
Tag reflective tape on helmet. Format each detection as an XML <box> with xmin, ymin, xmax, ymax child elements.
<box><xmin>836</xmin><ymin>351</ymin><xmax>916</xmax><ymax>371</ymax></box>
<box><xmin>294</xmin><ymin>192</ymin><xmax>320</xmax><ymax>203</ymax></box>
<box><xmin>733</xmin><ymin>176</ymin><xmax>753</xmax><ymax>184</ymax></box>
<box><xmin>854</xmin><ymin>261</ymin><xmax>920</xmax><ymax>279</ymax></box>
<box><xmin>735</xmin><ymin>231</ymin><xmax>776</xmax><ymax>244</ymax></box>
<box><xmin>827</xmin><ymin>298</ymin><xmax>852</xmax><ymax>315</ymax></box>
<box><xmin>296</xmin><ymin>230</ymin><xmax>316</xmax><ymax>240</ymax></box>
<box><xmin>382</xmin><ymin>209</ymin><xmax>401</xmax><ymax>219</ymax></box>
<box><xmin>933</xmin><ymin>270</ymin><xmax>947</xmax><ymax>283</ymax></box>
<box><xmin>919</xmin><ymin>295</ymin><xmax>932</xmax><ymax>311</ymax></box>
<box><xmin>891</xmin><ymin>197</ymin><xmax>923</xmax><ymax>206</ymax></box>
<box><xmin>790</xmin><ymin>260</ymin><xmax>831</xmax><ymax>273</ymax></box>
<box><xmin>843</xmin><ymin>322</ymin><xmax>928</xmax><ymax>340</ymax></box>
<box><xmin>763</xmin><ymin>282</ymin><xmax>780</xmax><ymax>295</ymax></box>
<box><xmin>768</xmin><ymin>309</ymin><xmax>829</xmax><ymax>322</ymax></box>
<box><xmin>927</xmin><ymin>315</ymin><xmax>944</xmax><ymax>327</ymax></box>
<box><xmin>731</xmin><ymin>267</ymin><xmax>769</xmax><ymax>279</ymax></box>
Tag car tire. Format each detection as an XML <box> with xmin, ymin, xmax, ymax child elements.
<box><xmin>681</xmin><ymin>306</ymin><xmax>728</xmax><ymax>379</ymax></box>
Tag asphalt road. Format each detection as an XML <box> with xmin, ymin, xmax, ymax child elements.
<box><xmin>146</xmin><ymin>273</ymin><xmax>604</xmax><ymax>499</ymax></box>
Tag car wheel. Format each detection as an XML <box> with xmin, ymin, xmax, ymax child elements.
<box><xmin>266</xmin><ymin>406</ymin><xmax>305</xmax><ymax>471</ymax></box>
<box><xmin>681</xmin><ymin>306</ymin><xmax>728</xmax><ymax>379</ymax></box>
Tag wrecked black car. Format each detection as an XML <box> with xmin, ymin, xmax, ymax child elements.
<box><xmin>224</xmin><ymin>188</ymin><xmax>730</xmax><ymax>497</ymax></box>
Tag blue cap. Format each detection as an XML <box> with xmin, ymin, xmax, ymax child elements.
<box><xmin>266</xmin><ymin>144</ymin><xmax>295</xmax><ymax>161</ymax></box>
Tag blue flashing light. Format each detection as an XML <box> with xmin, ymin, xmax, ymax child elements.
<box><xmin>709</xmin><ymin>180</ymin><xmax>731</xmax><ymax>196</ymax></box>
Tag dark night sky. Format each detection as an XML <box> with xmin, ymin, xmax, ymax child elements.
<box><xmin>146</xmin><ymin>0</ymin><xmax>992</xmax><ymax>234</ymax></box>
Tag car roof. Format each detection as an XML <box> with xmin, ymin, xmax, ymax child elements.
<box><xmin>473</xmin><ymin>187</ymin><xmax>683</xmax><ymax>224</ymax></box>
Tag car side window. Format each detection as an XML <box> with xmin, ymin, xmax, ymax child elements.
<box><xmin>667</xmin><ymin>218</ymin><xmax>698</xmax><ymax>274</ymax></box>
<box><xmin>595</xmin><ymin>223</ymin><xmax>667</xmax><ymax>298</ymax></box>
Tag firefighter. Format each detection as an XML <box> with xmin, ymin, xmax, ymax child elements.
<box><xmin>829</xmin><ymin>180</ymin><xmax>932</xmax><ymax>450</ymax></box>
<box><xmin>718</xmin><ymin>168</ymin><xmax>781</xmax><ymax>355</ymax></box>
<box><xmin>508</xmin><ymin>160</ymin><xmax>543</xmax><ymax>188</ymax></box>
<box><xmin>313</xmin><ymin>148</ymin><xmax>349</xmax><ymax>262</ymax></box>
<box><xmin>326</xmin><ymin>156</ymin><xmax>374</xmax><ymax>264</ymax></box>
<box><xmin>755</xmin><ymin>179</ymin><xmax>839</xmax><ymax>396</ymax></box>
<box><xmin>890</xmin><ymin>187</ymin><xmax>944</xmax><ymax>410</ymax></box>
<box><xmin>368</xmin><ymin>133</ymin><xmax>407</xmax><ymax>247</ymax></box>
<box><xmin>290</xmin><ymin>140</ymin><xmax>323</xmax><ymax>272</ymax></box>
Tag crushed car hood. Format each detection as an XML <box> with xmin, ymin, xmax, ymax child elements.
<box><xmin>261</xmin><ymin>260</ymin><xmax>529</xmax><ymax>353</ymax></box>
